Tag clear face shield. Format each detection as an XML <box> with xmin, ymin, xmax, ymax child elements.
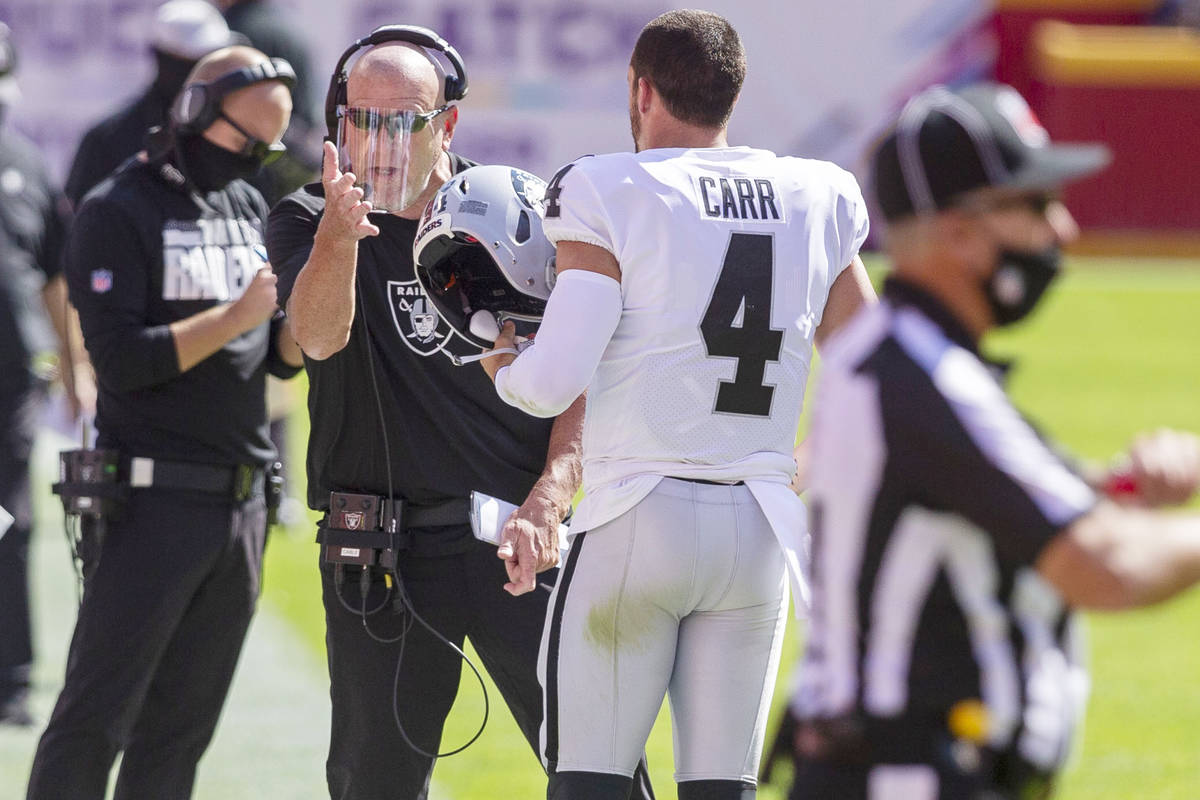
<box><xmin>335</xmin><ymin>104</ymin><xmax>450</xmax><ymax>213</ymax></box>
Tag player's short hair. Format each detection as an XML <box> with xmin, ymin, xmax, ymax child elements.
<box><xmin>630</xmin><ymin>10</ymin><xmax>745</xmax><ymax>129</ymax></box>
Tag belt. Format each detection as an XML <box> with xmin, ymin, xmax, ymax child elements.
<box><xmin>673</xmin><ymin>477</ymin><xmax>745</xmax><ymax>486</ymax></box>
<box><xmin>399</xmin><ymin>497</ymin><xmax>471</xmax><ymax>528</ymax></box>
<box><xmin>126</xmin><ymin>456</ymin><xmax>264</xmax><ymax>502</ymax></box>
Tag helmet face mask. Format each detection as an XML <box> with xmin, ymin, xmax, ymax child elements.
<box><xmin>413</xmin><ymin>165</ymin><xmax>556</xmax><ymax>348</ymax></box>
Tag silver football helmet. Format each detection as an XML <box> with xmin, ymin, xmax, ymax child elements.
<box><xmin>413</xmin><ymin>164</ymin><xmax>556</xmax><ymax>349</ymax></box>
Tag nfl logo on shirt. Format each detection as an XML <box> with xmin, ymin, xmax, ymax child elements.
<box><xmin>90</xmin><ymin>269</ymin><xmax>113</xmax><ymax>294</ymax></box>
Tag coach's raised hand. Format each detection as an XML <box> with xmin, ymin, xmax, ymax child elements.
<box><xmin>286</xmin><ymin>141</ymin><xmax>380</xmax><ymax>360</ymax></box>
<box><xmin>318</xmin><ymin>140</ymin><xmax>380</xmax><ymax>243</ymax></box>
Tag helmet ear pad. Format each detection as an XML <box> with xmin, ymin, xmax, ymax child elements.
<box><xmin>468</xmin><ymin>310</ymin><xmax>501</xmax><ymax>341</ymax></box>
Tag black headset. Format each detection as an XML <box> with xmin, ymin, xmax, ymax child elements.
<box><xmin>323</xmin><ymin>24</ymin><xmax>469</xmax><ymax>139</ymax></box>
<box><xmin>172</xmin><ymin>58</ymin><xmax>297</xmax><ymax>135</ymax></box>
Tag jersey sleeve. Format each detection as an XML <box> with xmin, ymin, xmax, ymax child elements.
<box><xmin>65</xmin><ymin>196</ymin><xmax>180</xmax><ymax>392</ymax></box>
<box><xmin>541</xmin><ymin>158</ymin><xmax>616</xmax><ymax>255</ymax></box>
<box><xmin>832</xmin><ymin>165</ymin><xmax>869</xmax><ymax>272</ymax></box>
<box><xmin>265</xmin><ymin>188</ymin><xmax>321</xmax><ymax>311</ymax></box>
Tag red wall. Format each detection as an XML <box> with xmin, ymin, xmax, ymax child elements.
<box><xmin>1031</xmin><ymin>83</ymin><xmax>1200</xmax><ymax>230</ymax></box>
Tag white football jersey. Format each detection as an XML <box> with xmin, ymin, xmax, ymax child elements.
<box><xmin>543</xmin><ymin>146</ymin><xmax>868</xmax><ymax>533</ymax></box>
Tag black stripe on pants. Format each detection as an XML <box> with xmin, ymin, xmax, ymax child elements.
<box><xmin>543</xmin><ymin>530</ymin><xmax>588</xmax><ymax>773</ymax></box>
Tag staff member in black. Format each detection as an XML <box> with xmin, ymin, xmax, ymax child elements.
<box><xmin>64</xmin><ymin>0</ymin><xmax>238</xmax><ymax>207</ymax></box>
<box><xmin>791</xmin><ymin>82</ymin><xmax>1200</xmax><ymax>800</ymax></box>
<box><xmin>0</xmin><ymin>20</ymin><xmax>92</xmax><ymax>727</ymax></box>
<box><xmin>26</xmin><ymin>45</ymin><xmax>301</xmax><ymax>800</ymax></box>
<box><xmin>267</xmin><ymin>27</ymin><xmax>653</xmax><ymax>800</ymax></box>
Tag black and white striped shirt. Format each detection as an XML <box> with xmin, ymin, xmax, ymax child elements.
<box><xmin>795</xmin><ymin>279</ymin><xmax>1096</xmax><ymax>772</ymax></box>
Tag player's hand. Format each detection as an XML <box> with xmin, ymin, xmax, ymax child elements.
<box><xmin>480</xmin><ymin>321</ymin><xmax>519</xmax><ymax>382</ymax></box>
<box><xmin>1111</xmin><ymin>429</ymin><xmax>1200</xmax><ymax>507</ymax></box>
<box><xmin>230</xmin><ymin>267</ymin><xmax>279</xmax><ymax>331</ymax></box>
<box><xmin>317</xmin><ymin>140</ymin><xmax>380</xmax><ymax>244</ymax></box>
<box><xmin>496</xmin><ymin>496</ymin><xmax>561</xmax><ymax>596</ymax></box>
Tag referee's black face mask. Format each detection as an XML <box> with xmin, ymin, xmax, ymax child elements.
<box><xmin>175</xmin><ymin>132</ymin><xmax>264</xmax><ymax>193</ymax></box>
<box><xmin>984</xmin><ymin>244</ymin><xmax>1061</xmax><ymax>327</ymax></box>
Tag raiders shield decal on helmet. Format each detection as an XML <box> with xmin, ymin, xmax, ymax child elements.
<box><xmin>388</xmin><ymin>279</ymin><xmax>454</xmax><ymax>356</ymax></box>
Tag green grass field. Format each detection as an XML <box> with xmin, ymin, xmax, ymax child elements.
<box><xmin>262</xmin><ymin>257</ymin><xmax>1200</xmax><ymax>799</ymax></box>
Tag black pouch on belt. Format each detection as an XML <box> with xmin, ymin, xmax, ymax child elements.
<box><xmin>319</xmin><ymin>491</ymin><xmax>407</xmax><ymax>567</ymax></box>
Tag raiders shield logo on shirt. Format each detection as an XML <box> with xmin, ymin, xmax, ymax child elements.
<box><xmin>387</xmin><ymin>279</ymin><xmax>454</xmax><ymax>356</ymax></box>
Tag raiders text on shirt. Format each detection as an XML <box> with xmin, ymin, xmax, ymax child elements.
<box><xmin>162</xmin><ymin>217</ymin><xmax>263</xmax><ymax>301</ymax></box>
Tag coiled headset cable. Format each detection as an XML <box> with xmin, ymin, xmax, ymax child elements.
<box><xmin>329</xmin><ymin>271</ymin><xmax>490</xmax><ymax>758</ymax></box>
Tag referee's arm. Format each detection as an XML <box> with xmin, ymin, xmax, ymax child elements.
<box><xmin>1038</xmin><ymin>430</ymin><xmax>1200</xmax><ymax>609</ymax></box>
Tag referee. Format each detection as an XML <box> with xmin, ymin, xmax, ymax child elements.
<box><xmin>791</xmin><ymin>82</ymin><xmax>1200</xmax><ymax>799</ymax></box>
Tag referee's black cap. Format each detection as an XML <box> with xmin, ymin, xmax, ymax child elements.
<box><xmin>871</xmin><ymin>82</ymin><xmax>1111</xmax><ymax>222</ymax></box>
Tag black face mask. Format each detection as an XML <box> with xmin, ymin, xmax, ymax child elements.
<box><xmin>984</xmin><ymin>245</ymin><xmax>1061</xmax><ymax>327</ymax></box>
<box><xmin>176</xmin><ymin>133</ymin><xmax>264</xmax><ymax>193</ymax></box>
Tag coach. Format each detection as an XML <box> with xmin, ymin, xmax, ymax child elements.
<box><xmin>267</xmin><ymin>26</ymin><xmax>654</xmax><ymax>800</ymax></box>
<box><xmin>27</xmin><ymin>46</ymin><xmax>300</xmax><ymax>799</ymax></box>
<box><xmin>791</xmin><ymin>82</ymin><xmax>1200</xmax><ymax>800</ymax></box>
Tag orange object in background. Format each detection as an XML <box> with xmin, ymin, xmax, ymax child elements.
<box><xmin>1029</xmin><ymin>22</ymin><xmax>1200</xmax><ymax>251</ymax></box>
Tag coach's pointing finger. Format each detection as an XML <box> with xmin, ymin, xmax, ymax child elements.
<box><xmin>318</xmin><ymin>140</ymin><xmax>379</xmax><ymax>243</ymax></box>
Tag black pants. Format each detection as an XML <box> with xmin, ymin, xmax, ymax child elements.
<box><xmin>791</xmin><ymin>757</ymin><xmax>1008</xmax><ymax>800</ymax></box>
<box><xmin>322</xmin><ymin>534</ymin><xmax>655</xmax><ymax>800</ymax></box>
<box><xmin>26</xmin><ymin>485</ymin><xmax>267</xmax><ymax>800</ymax></box>
<box><xmin>0</xmin><ymin>386</ymin><xmax>41</xmax><ymax>708</ymax></box>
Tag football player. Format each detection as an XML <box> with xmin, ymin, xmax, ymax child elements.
<box><xmin>480</xmin><ymin>10</ymin><xmax>876</xmax><ymax>800</ymax></box>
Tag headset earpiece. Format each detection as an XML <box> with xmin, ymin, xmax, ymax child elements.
<box><xmin>323</xmin><ymin>24</ymin><xmax>469</xmax><ymax>140</ymax></box>
<box><xmin>173</xmin><ymin>58</ymin><xmax>296</xmax><ymax>136</ymax></box>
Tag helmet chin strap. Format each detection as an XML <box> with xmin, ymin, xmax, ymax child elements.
<box><xmin>447</xmin><ymin>347</ymin><xmax>522</xmax><ymax>367</ymax></box>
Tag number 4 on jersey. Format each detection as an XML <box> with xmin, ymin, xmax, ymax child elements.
<box><xmin>700</xmin><ymin>232</ymin><xmax>785</xmax><ymax>417</ymax></box>
<box><xmin>545</xmin><ymin>157</ymin><xmax>591</xmax><ymax>219</ymax></box>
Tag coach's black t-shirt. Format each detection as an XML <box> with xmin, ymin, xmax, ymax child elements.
<box><xmin>66</xmin><ymin>157</ymin><xmax>299</xmax><ymax>466</ymax></box>
<box><xmin>267</xmin><ymin>154</ymin><xmax>555</xmax><ymax>511</ymax></box>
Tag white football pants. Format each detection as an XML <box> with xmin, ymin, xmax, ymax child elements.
<box><xmin>539</xmin><ymin>477</ymin><xmax>789</xmax><ymax>784</ymax></box>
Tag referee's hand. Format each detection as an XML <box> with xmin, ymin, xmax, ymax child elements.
<box><xmin>318</xmin><ymin>140</ymin><xmax>380</xmax><ymax>243</ymax></box>
<box><xmin>1118</xmin><ymin>429</ymin><xmax>1200</xmax><ymax>508</ymax></box>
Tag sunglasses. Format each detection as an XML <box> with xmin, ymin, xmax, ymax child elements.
<box><xmin>343</xmin><ymin>105</ymin><xmax>452</xmax><ymax>136</ymax></box>
<box><xmin>219</xmin><ymin>111</ymin><xmax>287</xmax><ymax>165</ymax></box>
